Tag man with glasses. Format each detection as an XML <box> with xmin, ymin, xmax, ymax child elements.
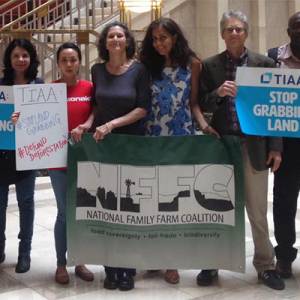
<box><xmin>268</xmin><ymin>11</ymin><xmax>300</xmax><ymax>279</ymax></box>
<box><xmin>198</xmin><ymin>10</ymin><xmax>284</xmax><ymax>290</ymax></box>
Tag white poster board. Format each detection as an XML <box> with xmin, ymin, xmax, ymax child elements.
<box><xmin>14</xmin><ymin>83</ymin><xmax>68</xmax><ymax>170</ymax></box>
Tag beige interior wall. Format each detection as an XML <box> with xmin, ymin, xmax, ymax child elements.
<box><xmin>168</xmin><ymin>0</ymin><xmax>223</xmax><ymax>59</ymax></box>
<box><xmin>168</xmin><ymin>0</ymin><xmax>197</xmax><ymax>54</ymax></box>
<box><xmin>161</xmin><ymin>0</ymin><xmax>299</xmax><ymax>59</ymax></box>
<box><xmin>266</xmin><ymin>0</ymin><xmax>289</xmax><ymax>49</ymax></box>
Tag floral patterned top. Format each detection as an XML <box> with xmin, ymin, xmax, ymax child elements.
<box><xmin>145</xmin><ymin>66</ymin><xmax>195</xmax><ymax>136</ymax></box>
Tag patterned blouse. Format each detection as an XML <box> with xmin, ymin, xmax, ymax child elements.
<box><xmin>145</xmin><ymin>66</ymin><xmax>194</xmax><ymax>136</ymax></box>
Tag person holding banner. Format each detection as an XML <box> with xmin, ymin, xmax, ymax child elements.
<box><xmin>49</xmin><ymin>42</ymin><xmax>94</xmax><ymax>284</ymax></box>
<box><xmin>0</xmin><ymin>39</ymin><xmax>43</xmax><ymax>273</ymax></box>
<box><xmin>268</xmin><ymin>12</ymin><xmax>300</xmax><ymax>279</ymax></box>
<box><xmin>198</xmin><ymin>10</ymin><xmax>285</xmax><ymax>290</ymax></box>
<box><xmin>139</xmin><ymin>17</ymin><xmax>218</xmax><ymax>285</ymax></box>
<box><xmin>91</xmin><ymin>21</ymin><xmax>150</xmax><ymax>291</ymax></box>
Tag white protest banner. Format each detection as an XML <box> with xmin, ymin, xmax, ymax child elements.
<box><xmin>236</xmin><ymin>67</ymin><xmax>300</xmax><ymax>137</ymax></box>
<box><xmin>0</xmin><ymin>86</ymin><xmax>15</xmax><ymax>150</ymax></box>
<box><xmin>14</xmin><ymin>83</ymin><xmax>68</xmax><ymax>170</ymax></box>
<box><xmin>67</xmin><ymin>134</ymin><xmax>245</xmax><ymax>272</ymax></box>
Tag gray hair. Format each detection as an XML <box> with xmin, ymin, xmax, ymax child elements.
<box><xmin>220</xmin><ymin>10</ymin><xmax>249</xmax><ymax>33</ymax></box>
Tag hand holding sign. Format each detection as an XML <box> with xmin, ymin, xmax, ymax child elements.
<box><xmin>217</xmin><ymin>80</ymin><xmax>237</xmax><ymax>97</ymax></box>
<box><xmin>70</xmin><ymin>124</ymin><xmax>86</xmax><ymax>143</ymax></box>
<box><xmin>11</xmin><ymin>111</ymin><xmax>20</xmax><ymax>125</ymax></box>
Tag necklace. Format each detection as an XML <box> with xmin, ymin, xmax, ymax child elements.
<box><xmin>106</xmin><ymin>59</ymin><xmax>133</xmax><ymax>75</ymax></box>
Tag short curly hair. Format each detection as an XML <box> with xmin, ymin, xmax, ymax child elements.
<box><xmin>2</xmin><ymin>39</ymin><xmax>40</xmax><ymax>85</ymax></box>
<box><xmin>97</xmin><ymin>21</ymin><xmax>136</xmax><ymax>61</ymax></box>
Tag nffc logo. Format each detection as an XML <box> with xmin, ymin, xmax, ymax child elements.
<box><xmin>260</xmin><ymin>72</ymin><xmax>273</xmax><ymax>84</ymax></box>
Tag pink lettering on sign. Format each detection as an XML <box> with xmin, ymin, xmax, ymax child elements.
<box><xmin>17</xmin><ymin>137</ymin><xmax>67</xmax><ymax>161</ymax></box>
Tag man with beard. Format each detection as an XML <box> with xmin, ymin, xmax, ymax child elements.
<box><xmin>268</xmin><ymin>12</ymin><xmax>300</xmax><ymax>279</ymax></box>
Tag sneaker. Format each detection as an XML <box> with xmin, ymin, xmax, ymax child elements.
<box><xmin>258</xmin><ymin>270</ymin><xmax>285</xmax><ymax>290</ymax></box>
<box><xmin>196</xmin><ymin>269</ymin><xmax>218</xmax><ymax>286</ymax></box>
<box><xmin>75</xmin><ymin>265</ymin><xmax>94</xmax><ymax>281</ymax></box>
<box><xmin>276</xmin><ymin>260</ymin><xmax>292</xmax><ymax>279</ymax></box>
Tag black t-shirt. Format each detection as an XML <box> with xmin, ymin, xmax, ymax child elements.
<box><xmin>91</xmin><ymin>61</ymin><xmax>150</xmax><ymax>135</ymax></box>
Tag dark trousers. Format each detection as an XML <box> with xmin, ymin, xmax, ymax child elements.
<box><xmin>0</xmin><ymin>172</ymin><xmax>36</xmax><ymax>257</ymax></box>
<box><xmin>105</xmin><ymin>266</ymin><xmax>136</xmax><ymax>277</ymax></box>
<box><xmin>273</xmin><ymin>138</ymin><xmax>300</xmax><ymax>262</ymax></box>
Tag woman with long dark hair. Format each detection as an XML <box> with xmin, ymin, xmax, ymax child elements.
<box><xmin>0</xmin><ymin>39</ymin><xmax>43</xmax><ymax>273</ymax></box>
<box><xmin>140</xmin><ymin>17</ymin><xmax>218</xmax><ymax>284</ymax></box>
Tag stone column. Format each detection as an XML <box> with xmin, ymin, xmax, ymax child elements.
<box><xmin>289</xmin><ymin>0</ymin><xmax>300</xmax><ymax>15</ymax></box>
<box><xmin>217</xmin><ymin>0</ymin><xmax>229</xmax><ymax>52</ymax></box>
<box><xmin>194</xmin><ymin>0</ymin><xmax>229</xmax><ymax>58</ymax></box>
<box><xmin>251</xmin><ymin>0</ymin><xmax>267</xmax><ymax>53</ymax></box>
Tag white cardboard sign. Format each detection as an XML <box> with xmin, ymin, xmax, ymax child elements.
<box><xmin>14</xmin><ymin>83</ymin><xmax>68</xmax><ymax>170</ymax></box>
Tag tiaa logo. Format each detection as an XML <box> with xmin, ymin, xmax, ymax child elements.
<box><xmin>260</xmin><ymin>72</ymin><xmax>300</xmax><ymax>86</ymax></box>
<box><xmin>0</xmin><ymin>91</ymin><xmax>7</xmax><ymax>103</ymax></box>
<box><xmin>260</xmin><ymin>72</ymin><xmax>273</xmax><ymax>84</ymax></box>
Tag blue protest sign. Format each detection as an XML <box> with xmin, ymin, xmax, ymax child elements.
<box><xmin>236</xmin><ymin>67</ymin><xmax>300</xmax><ymax>137</ymax></box>
<box><xmin>0</xmin><ymin>86</ymin><xmax>15</xmax><ymax>150</ymax></box>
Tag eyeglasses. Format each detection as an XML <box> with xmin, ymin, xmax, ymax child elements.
<box><xmin>224</xmin><ymin>27</ymin><xmax>245</xmax><ymax>34</ymax></box>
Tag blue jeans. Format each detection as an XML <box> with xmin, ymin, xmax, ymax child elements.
<box><xmin>49</xmin><ymin>169</ymin><xmax>67</xmax><ymax>266</ymax></box>
<box><xmin>0</xmin><ymin>171</ymin><xmax>36</xmax><ymax>257</ymax></box>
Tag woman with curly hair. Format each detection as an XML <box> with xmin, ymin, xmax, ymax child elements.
<box><xmin>92</xmin><ymin>21</ymin><xmax>151</xmax><ymax>291</ymax></box>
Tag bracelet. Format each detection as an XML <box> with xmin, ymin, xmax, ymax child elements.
<box><xmin>105</xmin><ymin>122</ymin><xmax>113</xmax><ymax>133</ymax></box>
<box><xmin>202</xmin><ymin>125</ymin><xmax>210</xmax><ymax>133</ymax></box>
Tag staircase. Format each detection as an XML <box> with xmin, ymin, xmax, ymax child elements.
<box><xmin>0</xmin><ymin>0</ymin><xmax>190</xmax><ymax>81</ymax></box>
<box><xmin>0</xmin><ymin>0</ymin><xmax>120</xmax><ymax>81</ymax></box>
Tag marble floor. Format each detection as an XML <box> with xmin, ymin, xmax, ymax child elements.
<box><xmin>1</xmin><ymin>174</ymin><xmax>300</xmax><ymax>300</ymax></box>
